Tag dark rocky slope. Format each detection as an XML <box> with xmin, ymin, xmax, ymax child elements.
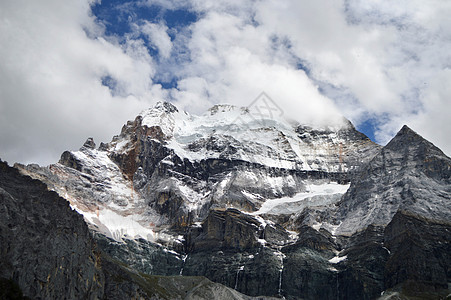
<box><xmin>0</xmin><ymin>159</ymin><xmax>104</xmax><ymax>299</ymax></box>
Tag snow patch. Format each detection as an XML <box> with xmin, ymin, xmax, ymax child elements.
<box><xmin>329</xmin><ymin>255</ymin><xmax>347</xmax><ymax>264</ymax></box>
<box><xmin>83</xmin><ymin>207</ymin><xmax>155</xmax><ymax>242</ymax></box>
<box><xmin>251</xmin><ymin>182</ymin><xmax>350</xmax><ymax>215</ymax></box>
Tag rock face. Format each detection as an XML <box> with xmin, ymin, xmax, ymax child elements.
<box><xmin>336</xmin><ymin>125</ymin><xmax>451</xmax><ymax>235</ymax></box>
<box><xmin>383</xmin><ymin>211</ymin><xmax>451</xmax><ymax>297</ymax></box>
<box><xmin>0</xmin><ymin>160</ymin><xmax>104</xmax><ymax>299</ymax></box>
<box><xmin>14</xmin><ymin>102</ymin><xmax>451</xmax><ymax>299</ymax></box>
<box><xmin>100</xmin><ymin>253</ymin><xmax>259</xmax><ymax>300</ymax></box>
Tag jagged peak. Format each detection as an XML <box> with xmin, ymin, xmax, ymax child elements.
<box><xmin>153</xmin><ymin>101</ymin><xmax>179</xmax><ymax>113</ymax></box>
<box><xmin>81</xmin><ymin>137</ymin><xmax>96</xmax><ymax>150</ymax></box>
<box><xmin>137</xmin><ymin>101</ymin><xmax>187</xmax><ymax>133</ymax></box>
<box><xmin>138</xmin><ymin>101</ymin><xmax>179</xmax><ymax>120</ymax></box>
<box><xmin>366</xmin><ymin>124</ymin><xmax>451</xmax><ymax>182</ymax></box>
<box><xmin>384</xmin><ymin>125</ymin><xmax>434</xmax><ymax>152</ymax></box>
<box><xmin>396</xmin><ymin>124</ymin><xmax>420</xmax><ymax>138</ymax></box>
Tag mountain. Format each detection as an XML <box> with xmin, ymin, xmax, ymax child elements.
<box><xmin>18</xmin><ymin>101</ymin><xmax>379</xmax><ymax>242</ymax></box>
<box><xmin>0</xmin><ymin>159</ymin><xmax>267</xmax><ymax>299</ymax></box>
<box><xmin>336</xmin><ymin>125</ymin><xmax>451</xmax><ymax>235</ymax></box>
<box><xmin>11</xmin><ymin>101</ymin><xmax>451</xmax><ymax>299</ymax></box>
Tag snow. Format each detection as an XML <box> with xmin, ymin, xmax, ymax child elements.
<box><xmin>328</xmin><ymin>267</ymin><xmax>339</xmax><ymax>272</ymax></box>
<box><xmin>241</xmin><ymin>190</ymin><xmax>260</xmax><ymax>200</ymax></box>
<box><xmin>192</xmin><ymin>222</ymin><xmax>203</xmax><ymax>228</ymax></box>
<box><xmin>113</xmin><ymin>139</ymin><xmax>129</xmax><ymax>153</ymax></box>
<box><xmin>163</xmin><ymin>248</ymin><xmax>179</xmax><ymax>256</ymax></box>
<box><xmin>71</xmin><ymin>149</ymin><xmax>134</xmax><ymax>203</ymax></box>
<box><xmin>257</xmin><ymin>238</ymin><xmax>267</xmax><ymax>245</ymax></box>
<box><xmin>171</xmin><ymin>179</ymin><xmax>210</xmax><ymax>211</ymax></box>
<box><xmin>49</xmin><ymin>147</ymin><xmax>167</xmax><ymax>242</ymax></box>
<box><xmin>161</xmin><ymin>159</ymin><xmax>174</xmax><ymax>166</ymax></box>
<box><xmin>287</xmin><ymin>230</ymin><xmax>299</xmax><ymax>242</ymax></box>
<box><xmin>252</xmin><ymin>215</ymin><xmax>270</xmax><ymax>228</ymax></box>
<box><xmin>138</xmin><ymin>102</ymin><xmax>352</xmax><ymax>172</ymax></box>
<box><xmin>312</xmin><ymin>223</ymin><xmax>322</xmax><ymax>231</ymax></box>
<box><xmin>328</xmin><ymin>255</ymin><xmax>347</xmax><ymax>264</ymax></box>
<box><xmin>251</xmin><ymin>182</ymin><xmax>350</xmax><ymax>215</ymax></box>
<box><xmin>83</xmin><ymin>207</ymin><xmax>155</xmax><ymax>242</ymax></box>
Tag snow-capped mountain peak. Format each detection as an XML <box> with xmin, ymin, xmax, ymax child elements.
<box><xmin>18</xmin><ymin>101</ymin><xmax>381</xmax><ymax>243</ymax></box>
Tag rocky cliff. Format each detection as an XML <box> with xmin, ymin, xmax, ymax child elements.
<box><xmin>18</xmin><ymin>102</ymin><xmax>379</xmax><ymax>242</ymax></box>
<box><xmin>0</xmin><ymin>159</ymin><xmax>104</xmax><ymax>299</ymax></box>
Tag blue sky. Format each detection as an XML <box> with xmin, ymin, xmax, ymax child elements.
<box><xmin>1</xmin><ymin>0</ymin><xmax>450</xmax><ymax>164</ymax></box>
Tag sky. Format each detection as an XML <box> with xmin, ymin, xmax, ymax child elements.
<box><xmin>1</xmin><ymin>0</ymin><xmax>450</xmax><ymax>165</ymax></box>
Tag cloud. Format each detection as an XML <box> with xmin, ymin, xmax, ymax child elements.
<box><xmin>1</xmin><ymin>0</ymin><xmax>450</xmax><ymax>165</ymax></box>
<box><xmin>380</xmin><ymin>68</ymin><xmax>451</xmax><ymax>154</ymax></box>
<box><xmin>0</xmin><ymin>0</ymin><xmax>164</xmax><ymax>165</ymax></box>
<box><xmin>340</xmin><ymin>0</ymin><xmax>451</xmax><ymax>152</ymax></box>
<box><xmin>168</xmin><ymin>8</ymin><xmax>344</xmax><ymax>125</ymax></box>
<box><xmin>137</xmin><ymin>21</ymin><xmax>173</xmax><ymax>59</ymax></box>
<box><xmin>255</xmin><ymin>1</ymin><xmax>402</xmax><ymax>113</ymax></box>
<box><xmin>170</xmin><ymin>0</ymin><xmax>451</xmax><ymax>154</ymax></box>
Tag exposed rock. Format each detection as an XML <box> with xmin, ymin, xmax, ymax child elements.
<box><xmin>1</xmin><ymin>159</ymin><xmax>272</xmax><ymax>300</ymax></box>
<box><xmin>281</xmin><ymin>243</ymin><xmax>337</xmax><ymax>299</ymax></box>
<box><xmin>263</xmin><ymin>223</ymin><xmax>290</xmax><ymax>246</ymax></box>
<box><xmin>337</xmin><ymin>225</ymin><xmax>388</xmax><ymax>300</ymax></box>
<box><xmin>336</xmin><ymin>125</ymin><xmax>451</xmax><ymax>235</ymax></box>
<box><xmin>182</xmin><ymin>248</ymin><xmax>283</xmax><ymax>298</ymax></box>
<box><xmin>59</xmin><ymin>150</ymin><xmax>84</xmax><ymax>171</ymax></box>
<box><xmin>187</xmin><ymin>208</ymin><xmax>263</xmax><ymax>252</ymax></box>
<box><xmin>18</xmin><ymin>102</ymin><xmax>378</xmax><ymax>243</ymax></box>
<box><xmin>94</xmin><ymin>233</ymin><xmax>183</xmax><ymax>276</ymax></box>
<box><xmin>101</xmin><ymin>252</ymin><xmax>259</xmax><ymax>300</ymax></box>
<box><xmin>83</xmin><ymin>137</ymin><xmax>96</xmax><ymax>150</ymax></box>
<box><xmin>383</xmin><ymin>211</ymin><xmax>451</xmax><ymax>296</ymax></box>
<box><xmin>0</xmin><ymin>160</ymin><xmax>104</xmax><ymax>299</ymax></box>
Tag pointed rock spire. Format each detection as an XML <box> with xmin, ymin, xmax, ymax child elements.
<box><xmin>154</xmin><ymin>101</ymin><xmax>178</xmax><ymax>113</ymax></box>
<box><xmin>82</xmin><ymin>137</ymin><xmax>96</xmax><ymax>150</ymax></box>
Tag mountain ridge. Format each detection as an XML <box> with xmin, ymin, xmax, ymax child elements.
<box><xmin>18</xmin><ymin>101</ymin><xmax>381</xmax><ymax>243</ymax></box>
<box><xmin>9</xmin><ymin>101</ymin><xmax>451</xmax><ymax>299</ymax></box>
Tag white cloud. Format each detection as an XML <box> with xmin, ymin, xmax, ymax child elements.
<box><xmin>1</xmin><ymin>0</ymin><xmax>450</xmax><ymax>165</ymax></box>
<box><xmin>169</xmin><ymin>8</ymin><xmax>344</xmax><ymax>125</ymax></box>
<box><xmin>255</xmin><ymin>1</ymin><xmax>402</xmax><ymax>113</ymax></box>
<box><xmin>0</xmin><ymin>0</ymin><xmax>163</xmax><ymax>164</ymax></box>
<box><xmin>252</xmin><ymin>2</ymin><xmax>446</xmax><ymax>154</ymax></box>
<box><xmin>138</xmin><ymin>21</ymin><xmax>173</xmax><ymax>59</ymax></box>
<box><xmin>378</xmin><ymin>68</ymin><xmax>451</xmax><ymax>154</ymax></box>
